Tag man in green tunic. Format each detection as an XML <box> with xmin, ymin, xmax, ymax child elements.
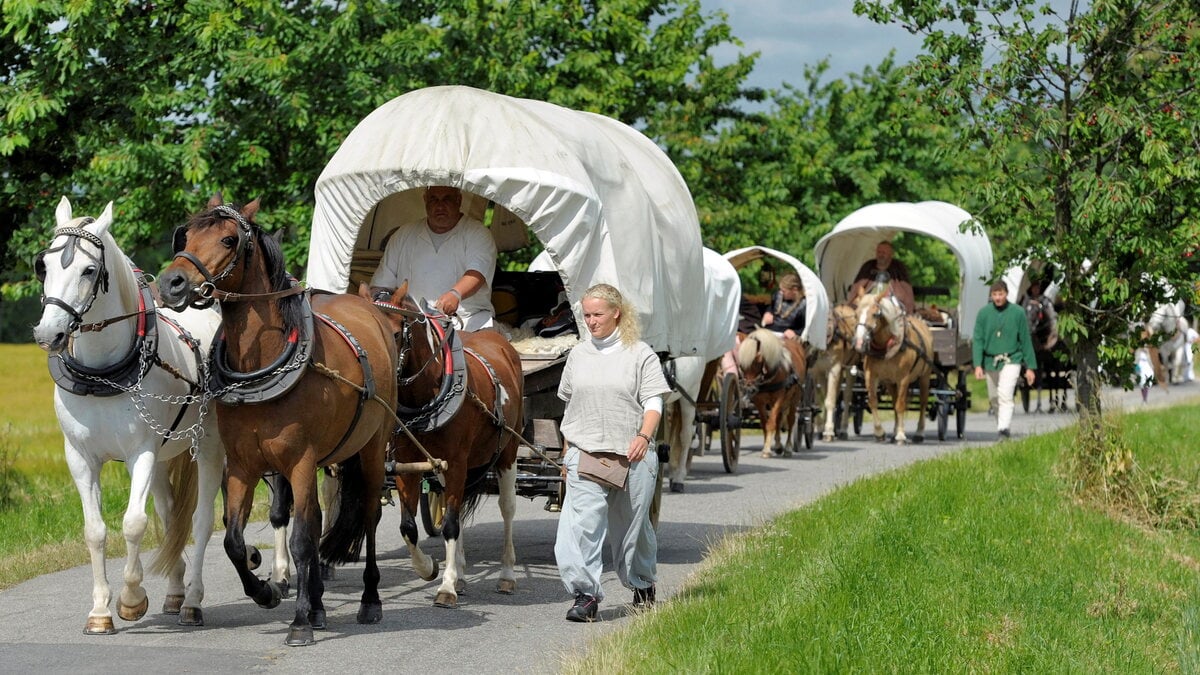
<box><xmin>973</xmin><ymin>281</ymin><xmax>1037</xmax><ymax>438</ymax></box>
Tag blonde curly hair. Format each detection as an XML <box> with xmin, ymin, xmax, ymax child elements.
<box><xmin>583</xmin><ymin>283</ymin><xmax>642</xmax><ymax>347</ymax></box>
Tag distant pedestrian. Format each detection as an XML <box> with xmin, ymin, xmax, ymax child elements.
<box><xmin>973</xmin><ymin>281</ymin><xmax>1037</xmax><ymax>438</ymax></box>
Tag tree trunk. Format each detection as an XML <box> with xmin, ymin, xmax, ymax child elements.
<box><xmin>1073</xmin><ymin>338</ymin><xmax>1103</xmax><ymax>428</ymax></box>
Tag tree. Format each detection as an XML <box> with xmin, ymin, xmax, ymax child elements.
<box><xmin>1</xmin><ymin>0</ymin><xmax>755</xmax><ymax>300</ymax></box>
<box><xmin>855</xmin><ymin>0</ymin><xmax>1200</xmax><ymax>419</ymax></box>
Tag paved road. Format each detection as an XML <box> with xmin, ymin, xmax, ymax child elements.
<box><xmin>1</xmin><ymin>384</ymin><xmax>1195</xmax><ymax>673</ymax></box>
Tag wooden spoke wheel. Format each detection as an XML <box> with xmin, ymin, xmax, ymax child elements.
<box><xmin>719</xmin><ymin>371</ymin><xmax>741</xmax><ymax>473</ymax></box>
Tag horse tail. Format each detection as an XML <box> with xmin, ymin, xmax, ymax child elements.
<box><xmin>319</xmin><ymin>454</ymin><xmax>368</xmax><ymax>565</ymax></box>
<box><xmin>149</xmin><ymin>451</ymin><xmax>199</xmax><ymax>576</ymax></box>
<box><xmin>459</xmin><ymin>464</ymin><xmax>491</xmax><ymax>522</ymax></box>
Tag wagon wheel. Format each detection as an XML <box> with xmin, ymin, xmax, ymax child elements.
<box><xmin>802</xmin><ymin>374</ymin><xmax>816</xmax><ymax>450</ymax></box>
<box><xmin>719</xmin><ymin>371</ymin><xmax>741</xmax><ymax>473</ymax></box>
<box><xmin>420</xmin><ymin>490</ymin><xmax>446</xmax><ymax>538</ymax></box>
<box><xmin>955</xmin><ymin>371</ymin><xmax>968</xmax><ymax>438</ymax></box>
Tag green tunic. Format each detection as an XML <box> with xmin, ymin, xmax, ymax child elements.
<box><xmin>972</xmin><ymin>301</ymin><xmax>1038</xmax><ymax>372</ymax></box>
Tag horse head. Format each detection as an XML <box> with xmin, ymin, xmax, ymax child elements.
<box><xmin>736</xmin><ymin>328</ymin><xmax>787</xmax><ymax>381</ymax></box>
<box><xmin>33</xmin><ymin>197</ymin><xmax>121</xmax><ymax>353</ymax></box>
<box><xmin>360</xmin><ymin>280</ymin><xmax>448</xmax><ymax>384</ymax></box>
<box><xmin>853</xmin><ymin>291</ymin><xmax>904</xmax><ymax>355</ymax></box>
<box><xmin>159</xmin><ymin>194</ymin><xmax>264</xmax><ymax>311</ymax></box>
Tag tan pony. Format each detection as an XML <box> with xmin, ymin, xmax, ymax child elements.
<box><xmin>853</xmin><ymin>289</ymin><xmax>934</xmax><ymax>445</ymax></box>
<box><xmin>737</xmin><ymin>328</ymin><xmax>807</xmax><ymax>457</ymax></box>
<box><xmin>815</xmin><ymin>303</ymin><xmax>861</xmax><ymax>442</ymax></box>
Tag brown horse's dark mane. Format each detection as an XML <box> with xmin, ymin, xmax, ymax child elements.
<box><xmin>187</xmin><ymin>205</ymin><xmax>304</xmax><ymax>333</ymax></box>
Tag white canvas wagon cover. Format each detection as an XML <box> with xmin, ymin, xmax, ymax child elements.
<box><xmin>306</xmin><ymin>85</ymin><xmax>706</xmax><ymax>357</ymax></box>
<box><xmin>723</xmin><ymin>246</ymin><xmax>829</xmax><ymax>349</ymax></box>
<box><xmin>813</xmin><ymin>201</ymin><xmax>993</xmax><ymax>338</ymax></box>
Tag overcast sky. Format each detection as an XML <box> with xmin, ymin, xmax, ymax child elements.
<box><xmin>701</xmin><ymin>1</ymin><xmax>927</xmax><ymax>92</ymax></box>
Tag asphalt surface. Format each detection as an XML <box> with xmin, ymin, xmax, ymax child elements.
<box><xmin>1</xmin><ymin>383</ymin><xmax>1196</xmax><ymax>673</ymax></box>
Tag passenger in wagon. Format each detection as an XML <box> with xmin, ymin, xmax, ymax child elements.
<box><xmin>555</xmin><ymin>283</ymin><xmax>670</xmax><ymax>622</ymax></box>
<box><xmin>761</xmin><ymin>272</ymin><xmax>806</xmax><ymax>340</ymax></box>
<box><xmin>369</xmin><ymin>186</ymin><xmax>497</xmax><ymax>331</ymax></box>
<box><xmin>848</xmin><ymin>240</ymin><xmax>915</xmax><ymax>313</ymax></box>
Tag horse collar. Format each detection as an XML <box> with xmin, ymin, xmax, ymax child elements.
<box><xmin>396</xmin><ymin>319</ymin><xmax>469</xmax><ymax>433</ymax></box>
<box><xmin>48</xmin><ymin>260</ymin><xmax>157</xmax><ymax>397</ymax></box>
<box><xmin>208</xmin><ymin>287</ymin><xmax>314</xmax><ymax>404</ymax></box>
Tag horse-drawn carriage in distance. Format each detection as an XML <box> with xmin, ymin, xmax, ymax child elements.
<box><xmin>709</xmin><ymin>246</ymin><xmax>829</xmax><ymax>457</ymax></box>
<box><xmin>306</xmin><ymin>85</ymin><xmax>710</xmax><ymax>532</ymax></box>
<box><xmin>815</xmin><ymin>201</ymin><xmax>993</xmax><ymax>442</ymax></box>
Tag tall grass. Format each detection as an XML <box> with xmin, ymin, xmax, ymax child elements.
<box><xmin>566</xmin><ymin>404</ymin><xmax>1200</xmax><ymax>673</ymax></box>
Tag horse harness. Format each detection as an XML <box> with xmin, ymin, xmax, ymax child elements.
<box><xmin>39</xmin><ymin>226</ymin><xmax>207</xmax><ymax>443</ymax></box>
<box><xmin>859</xmin><ymin>303</ymin><xmax>935</xmax><ymax>376</ymax></box>
<box><xmin>744</xmin><ymin>335</ymin><xmax>799</xmax><ymax>395</ymax></box>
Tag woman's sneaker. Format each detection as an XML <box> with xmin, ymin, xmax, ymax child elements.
<box><xmin>566</xmin><ymin>592</ymin><xmax>598</xmax><ymax>622</ymax></box>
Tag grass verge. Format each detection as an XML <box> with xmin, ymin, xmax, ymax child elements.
<box><xmin>565</xmin><ymin>404</ymin><xmax>1200</xmax><ymax>673</ymax></box>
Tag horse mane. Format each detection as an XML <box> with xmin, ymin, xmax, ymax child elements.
<box><xmin>186</xmin><ymin>205</ymin><xmax>304</xmax><ymax>332</ymax></box>
<box><xmin>738</xmin><ymin>328</ymin><xmax>787</xmax><ymax>371</ymax></box>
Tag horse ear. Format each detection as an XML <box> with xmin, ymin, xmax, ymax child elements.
<box><xmin>396</xmin><ymin>279</ymin><xmax>409</xmax><ymax>301</ymax></box>
<box><xmin>55</xmin><ymin>196</ymin><xmax>72</xmax><ymax>228</ymax></box>
<box><xmin>93</xmin><ymin>202</ymin><xmax>115</xmax><ymax>237</ymax></box>
<box><xmin>206</xmin><ymin>193</ymin><xmax>224</xmax><ymax>209</ymax></box>
<box><xmin>243</xmin><ymin>197</ymin><xmax>261</xmax><ymax>222</ymax></box>
<box><xmin>357</xmin><ymin>283</ymin><xmax>371</xmax><ymax>299</ymax></box>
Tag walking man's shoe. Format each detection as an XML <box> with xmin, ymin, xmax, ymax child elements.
<box><xmin>998</xmin><ymin>428</ymin><xmax>1011</xmax><ymax>439</ymax></box>
<box><xmin>632</xmin><ymin>584</ymin><xmax>656</xmax><ymax>609</ymax></box>
<box><xmin>566</xmin><ymin>592</ymin><xmax>599</xmax><ymax>622</ymax></box>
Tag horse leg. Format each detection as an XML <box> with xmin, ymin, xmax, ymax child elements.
<box><xmin>496</xmin><ymin>464</ymin><xmax>518</xmax><ymax>595</ymax></box>
<box><xmin>892</xmin><ymin>382</ymin><xmax>909</xmax><ymax>445</ymax></box>
<box><xmin>178</xmin><ymin>439</ymin><xmax>224</xmax><ymax>626</ymax></box>
<box><xmin>284</xmin><ymin>469</ymin><xmax>324</xmax><ymax>646</ymax></box>
<box><xmin>839</xmin><ymin>365</ymin><xmax>855</xmax><ymax>439</ymax></box>
<box><xmin>397</xmin><ymin>475</ymin><xmax>438</xmax><ymax>581</ymax></box>
<box><xmin>355</xmin><ymin>440</ymin><xmax>386</xmax><ymax>625</ymax></box>
<box><xmin>665</xmin><ymin>400</ymin><xmax>688</xmax><ymax>490</ymax></box>
<box><xmin>266</xmin><ymin>473</ymin><xmax>293</xmax><ymax>597</ymax></box>
<box><xmin>866</xmin><ymin>369</ymin><xmax>885</xmax><ymax>442</ymax></box>
<box><xmin>66</xmin><ymin>447</ymin><xmax>116</xmax><ymax>634</ymax></box>
<box><xmin>912</xmin><ymin>377</ymin><xmax>930</xmax><ymax>443</ymax></box>
<box><xmin>318</xmin><ymin>467</ymin><xmax>339</xmax><ymax>580</ymax></box>
<box><xmin>822</xmin><ymin>362</ymin><xmax>841</xmax><ymax>442</ymax></box>
<box><xmin>222</xmin><ymin>469</ymin><xmax>284</xmax><ymax>612</ymax></box>
<box><xmin>115</xmin><ymin>450</ymin><xmax>157</xmax><ymax>623</ymax></box>
<box><xmin>156</xmin><ymin>455</ymin><xmax>189</xmax><ymax>618</ymax></box>
<box><xmin>435</xmin><ymin>500</ymin><xmax>465</xmax><ymax>608</ymax></box>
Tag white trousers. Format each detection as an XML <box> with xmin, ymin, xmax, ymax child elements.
<box><xmin>555</xmin><ymin>446</ymin><xmax>657</xmax><ymax>601</ymax></box>
<box><xmin>986</xmin><ymin>363</ymin><xmax>1022</xmax><ymax>432</ymax></box>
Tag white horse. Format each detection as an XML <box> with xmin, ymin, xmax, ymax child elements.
<box><xmin>663</xmin><ymin>355</ymin><xmax>706</xmax><ymax>493</ymax></box>
<box><xmin>32</xmin><ymin>197</ymin><xmax>228</xmax><ymax>634</ymax></box>
<box><xmin>1147</xmin><ymin>300</ymin><xmax>1188</xmax><ymax>385</ymax></box>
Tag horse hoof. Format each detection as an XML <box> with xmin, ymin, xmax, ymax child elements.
<box><xmin>434</xmin><ymin>591</ymin><xmax>458</xmax><ymax>608</ymax></box>
<box><xmin>320</xmin><ymin>563</ymin><xmax>335</xmax><ymax>581</ymax></box>
<box><xmin>286</xmin><ymin>626</ymin><xmax>315</xmax><ymax>647</ymax></box>
<box><xmin>895</xmin><ymin>438</ymin><xmax>908</xmax><ymax>446</ymax></box>
<box><xmin>246</xmin><ymin>546</ymin><xmax>262</xmax><ymax>571</ymax></box>
<box><xmin>357</xmin><ymin>602</ymin><xmax>382</xmax><ymax>624</ymax></box>
<box><xmin>911</xmin><ymin>434</ymin><xmax>924</xmax><ymax>444</ymax></box>
<box><xmin>496</xmin><ymin>578</ymin><xmax>517</xmax><ymax>595</ymax></box>
<box><xmin>162</xmin><ymin>593</ymin><xmax>185</xmax><ymax>615</ymax></box>
<box><xmin>836</xmin><ymin>431</ymin><xmax>848</xmax><ymax>440</ymax></box>
<box><xmin>669</xmin><ymin>480</ymin><xmax>685</xmax><ymax>493</ymax></box>
<box><xmin>84</xmin><ymin>616</ymin><xmax>116</xmax><ymax>635</ymax></box>
<box><xmin>178</xmin><ymin>607</ymin><xmax>204</xmax><ymax>626</ymax></box>
<box><xmin>257</xmin><ymin>582</ymin><xmax>283</xmax><ymax>610</ymax></box>
<box><xmin>760</xmin><ymin>451</ymin><xmax>772</xmax><ymax>459</ymax></box>
<box><xmin>276</xmin><ymin>578</ymin><xmax>291</xmax><ymax>598</ymax></box>
<box><xmin>783</xmin><ymin>449</ymin><xmax>794</xmax><ymax>458</ymax></box>
<box><xmin>308</xmin><ymin>609</ymin><xmax>327</xmax><ymax>630</ymax></box>
<box><xmin>874</xmin><ymin>435</ymin><xmax>887</xmax><ymax>443</ymax></box>
<box><xmin>118</xmin><ymin>596</ymin><xmax>149</xmax><ymax>622</ymax></box>
<box><xmin>455</xmin><ymin>579</ymin><xmax>467</xmax><ymax>594</ymax></box>
<box><xmin>822</xmin><ymin>433</ymin><xmax>834</xmax><ymax>442</ymax></box>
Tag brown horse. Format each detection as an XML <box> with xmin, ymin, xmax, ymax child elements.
<box><xmin>158</xmin><ymin>196</ymin><xmax>398</xmax><ymax>647</ymax></box>
<box><xmin>363</xmin><ymin>283</ymin><xmax>523</xmax><ymax>609</ymax></box>
<box><xmin>736</xmin><ymin>328</ymin><xmax>807</xmax><ymax>457</ymax></box>
<box><xmin>852</xmin><ymin>290</ymin><xmax>934</xmax><ymax>445</ymax></box>
<box><xmin>816</xmin><ymin>303</ymin><xmax>861</xmax><ymax>441</ymax></box>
